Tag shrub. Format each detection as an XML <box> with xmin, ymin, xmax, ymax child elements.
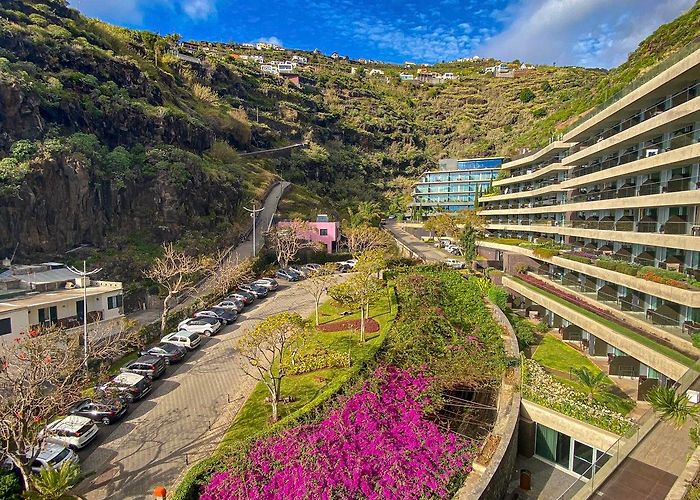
<box><xmin>519</xmin><ymin>88</ymin><xmax>535</xmax><ymax>103</ymax></box>
<box><xmin>514</xmin><ymin>263</ymin><xmax>530</xmax><ymax>274</ymax></box>
<box><xmin>284</xmin><ymin>349</ymin><xmax>351</xmax><ymax>375</ymax></box>
<box><xmin>561</xmin><ymin>254</ymin><xmax>592</xmax><ymax>264</ymax></box>
<box><xmin>192</xmin><ymin>83</ymin><xmax>220</xmax><ymax>106</ymax></box>
<box><xmin>595</xmin><ymin>258</ymin><xmax>639</xmax><ymax>276</ymax></box>
<box><xmin>532</xmin><ymin>107</ymin><xmax>547</xmax><ymax>118</ymax></box>
<box><xmin>10</xmin><ymin>139</ymin><xmax>36</xmax><ymax>161</ymax></box>
<box><xmin>533</xmin><ymin>247</ymin><xmax>559</xmax><ymax>258</ymax></box>
<box><xmin>487</xmin><ymin>286</ymin><xmax>508</xmax><ymax>311</ymax></box>
<box><xmin>0</xmin><ymin>470</ymin><xmax>21</xmax><ymax>500</ymax></box>
<box><xmin>509</xmin><ymin>314</ymin><xmax>537</xmax><ymax>350</ymax></box>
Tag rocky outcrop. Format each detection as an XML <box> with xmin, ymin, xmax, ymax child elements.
<box><xmin>0</xmin><ymin>153</ymin><xmax>242</xmax><ymax>256</ymax></box>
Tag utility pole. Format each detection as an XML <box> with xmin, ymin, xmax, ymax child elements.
<box><xmin>243</xmin><ymin>204</ymin><xmax>264</xmax><ymax>257</ymax></box>
<box><xmin>67</xmin><ymin>261</ymin><xmax>102</xmax><ymax>364</ymax></box>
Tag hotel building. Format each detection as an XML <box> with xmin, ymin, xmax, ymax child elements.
<box><xmin>411</xmin><ymin>157</ymin><xmax>504</xmax><ymax>214</ymax></box>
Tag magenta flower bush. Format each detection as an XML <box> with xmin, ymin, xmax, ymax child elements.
<box><xmin>201</xmin><ymin>366</ymin><xmax>475</xmax><ymax>499</ymax></box>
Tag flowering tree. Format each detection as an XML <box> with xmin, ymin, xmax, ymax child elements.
<box><xmin>238</xmin><ymin>312</ymin><xmax>307</xmax><ymax>422</ymax></box>
<box><xmin>212</xmin><ymin>255</ymin><xmax>254</xmax><ymax>298</ymax></box>
<box><xmin>344</xmin><ymin>225</ymin><xmax>392</xmax><ymax>257</ymax></box>
<box><xmin>201</xmin><ymin>366</ymin><xmax>475</xmax><ymax>500</ymax></box>
<box><xmin>268</xmin><ymin>219</ymin><xmax>312</xmax><ymax>268</ymax></box>
<box><xmin>144</xmin><ymin>243</ymin><xmax>212</xmax><ymax>332</ymax></box>
<box><xmin>0</xmin><ymin>324</ymin><xmax>138</xmax><ymax>491</ymax></box>
<box><xmin>299</xmin><ymin>263</ymin><xmax>337</xmax><ymax>326</ymax></box>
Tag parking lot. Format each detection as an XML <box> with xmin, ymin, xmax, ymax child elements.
<box><xmin>73</xmin><ymin>279</ymin><xmax>328</xmax><ymax>499</ymax></box>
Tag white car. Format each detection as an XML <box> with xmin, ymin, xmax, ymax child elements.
<box><xmin>177</xmin><ymin>317</ymin><xmax>222</xmax><ymax>336</ymax></box>
<box><xmin>25</xmin><ymin>442</ymin><xmax>79</xmax><ymax>473</ymax></box>
<box><xmin>444</xmin><ymin>258</ymin><xmax>466</xmax><ymax>269</ymax></box>
<box><xmin>216</xmin><ymin>299</ymin><xmax>244</xmax><ymax>312</ymax></box>
<box><xmin>43</xmin><ymin>416</ymin><xmax>99</xmax><ymax>450</ymax></box>
<box><xmin>252</xmin><ymin>278</ymin><xmax>279</xmax><ymax>291</ymax></box>
<box><xmin>161</xmin><ymin>330</ymin><xmax>202</xmax><ymax>350</ymax></box>
<box><xmin>288</xmin><ymin>265</ymin><xmax>309</xmax><ymax>278</ymax></box>
<box><xmin>303</xmin><ymin>263</ymin><xmax>321</xmax><ymax>272</ymax></box>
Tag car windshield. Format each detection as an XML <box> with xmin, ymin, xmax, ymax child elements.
<box><xmin>160</xmin><ymin>343</ymin><xmax>177</xmax><ymax>352</ymax></box>
<box><xmin>48</xmin><ymin>448</ymin><xmax>70</xmax><ymax>465</ymax></box>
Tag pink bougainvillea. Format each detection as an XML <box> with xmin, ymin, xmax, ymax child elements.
<box><xmin>201</xmin><ymin>366</ymin><xmax>474</xmax><ymax>500</ymax></box>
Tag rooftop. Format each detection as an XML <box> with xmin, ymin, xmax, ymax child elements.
<box><xmin>0</xmin><ymin>283</ymin><xmax>122</xmax><ymax>314</ymax></box>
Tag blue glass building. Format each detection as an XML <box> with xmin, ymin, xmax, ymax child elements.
<box><xmin>410</xmin><ymin>157</ymin><xmax>504</xmax><ymax>214</ymax></box>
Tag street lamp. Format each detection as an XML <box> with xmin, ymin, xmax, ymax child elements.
<box><xmin>243</xmin><ymin>204</ymin><xmax>264</xmax><ymax>257</ymax></box>
<box><xmin>66</xmin><ymin>261</ymin><xmax>102</xmax><ymax>364</ymax></box>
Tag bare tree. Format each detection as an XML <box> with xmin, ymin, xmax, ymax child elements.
<box><xmin>0</xmin><ymin>323</ymin><xmax>138</xmax><ymax>491</ymax></box>
<box><xmin>344</xmin><ymin>225</ymin><xmax>393</xmax><ymax>257</ymax></box>
<box><xmin>267</xmin><ymin>219</ymin><xmax>311</xmax><ymax>268</ymax></box>
<box><xmin>144</xmin><ymin>243</ymin><xmax>212</xmax><ymax>333</ymax></box>
<box><xmin>213</xmin><ymin>254</ymin><xmax>254</xmax><ymax>298</ymax></box>
<box><xmin>299</xmin><ymin>263</ymin><xmax>338</xmax><ymax>326</ymax></box>
<box><xmin>238</xmin><ymin>312</ymin><xmax>307</xmax><ymax>422</ymax></box>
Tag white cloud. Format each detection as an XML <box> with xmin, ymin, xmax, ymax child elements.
<box><xmin>180</xmin><ymin>0</ymin><xmax>216</xmax><ymax>20</ymax></box>
<box><xmin>478</xmin><ymin>0</ymin><xmax>695</xmax><ymax>68</ymax></box>
<box><xmin>253</xmin><ymin>36</ymin><xmax>284</xmax><ymax>46</ymax></box>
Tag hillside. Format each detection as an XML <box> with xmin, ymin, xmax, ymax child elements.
<box><xmin>0</xmin><ymin>0</ymin><xmax>698</xmax><ymax>283</ymax></box>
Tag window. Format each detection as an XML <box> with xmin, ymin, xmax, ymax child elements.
<box><xmin>0</xmin><ymin>318</ymin><xmax>11</xmax><ymax>336</ymax></box>
<box><xmin>319</xmin><ymin>228</ymin><xmax>328</xmax><ymax>236</ymax></box>
<box><xmin>535</xmin><ymin>424</ymin><xmax>570</xmax><ymax>469</ymax></box>
<box><xmin>107</xmin><ymin>295</ymin><xmax>123</xmax><ymax>310</ymax></box>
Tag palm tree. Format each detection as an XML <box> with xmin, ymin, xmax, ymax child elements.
<box><xmin>572</xmin><ymin>367</ymin><xmax>609</xmax><ymax>403</ymax></box>
<box><xmin>648</xmin><ymin>386</ymin><xmax>700</xmax><ymax>447</ymax></box>
<box><xmin>25</xmin><ymin>461</ymin><xmax>80</xmax><ymax>500</ymax></box>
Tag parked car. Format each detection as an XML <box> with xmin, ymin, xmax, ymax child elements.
<box><xmin>178</xmin><ymin>317</ymin><xmax>222</xmax><ymax>336</ymax></box>
<box><xmin>161</xmin><ymin>330</ymin><xmax>201</xmax><ymax>350</ymax></box>
<box><xmin>252</xmin><ymin>278</ymin><xmax>279</xmax><ymax>291</ymax></box>
<box><xmin>238</xmin><ymin>283</ymin><xmax>269</xmax><ymax>298</ymax></box>
<box><xmin>337</xmin><ymin>259</ymin><xmax>358</xmax><ymax>270</ymax></box>
<box><xmin>140</xmin><ymin>342</ymin><xmax>187</xmax><ymax>364</ymax></box>
<box><xmin>303</xmin><ymin>263</ymin><xmax>321</xmax><ymax>273</ymax></box>
<box><xmin>276</xmin><ymin>268</ymin><xmax>300</xmax><ymax>281</ymax></box>
<box><xmin>229</xmin><ymin>291</ymin><xmax>255</xmax><ymax>304</ymax></box>
<box><xmin>444</xmin><ymin>258</ymin><xmax>466</xmax><ymax>270</ymax></box>
<box><xmin>25</xmin><ymin>443</ymin><xmax>78</xmax><ymax>473</ymax></box>
<box><xmin>288</xmin><ymin>265</ymin><xmax>309</xmax><ymax>278</ymax></box>
<box><xmin>216</xmin><ymin>299</ymin><xmax>245</xmax><ymax>312</ymax></box>
<box><xmin>336</xmin><ymin>262</ymin><xmax>352</xmax><ymax>273</ymax></box>
<box><xmin>69</xmin><ymin>398</ymin><xmax>128</xmax><ymax>425</ymax></box>
<box><xmin>195</xmin><ymin>308</ymin><xmax>238</xmax><ymax>325</ymax></box>
<box><xmin>43</xmin><ymin>416</ymin><xmax>99</xmax><ymax>450</ymax></box>
<box><xmin>97</xmin><ymin>372</ymin><xmax>152</xmax><ymax>403</ymax></box>
<box><xmin>120</xmin><ymin>355</ymin><xmax>167</xmax><ymax>380</ymax></box>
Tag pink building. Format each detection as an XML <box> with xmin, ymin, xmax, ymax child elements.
<box><xmin>278</xmin><ymin>215</ymin><xmax>339</xmax><ymax>253</ymax></box>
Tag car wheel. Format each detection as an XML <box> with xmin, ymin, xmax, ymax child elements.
<box><xmin>204</xmin><ymin>330</ymin><xmax>212</xmax><ymax>337</ymax></box>
<box><xmin>101</xmin><ymin>417</ymin><xmax>112</xmax><ymax>425</ymax></box>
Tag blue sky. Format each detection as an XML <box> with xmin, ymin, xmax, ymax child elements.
<box><xmin>71</xmin><ymin>0</ymin><xmax>694</xmax><ymax>68</ymax></box>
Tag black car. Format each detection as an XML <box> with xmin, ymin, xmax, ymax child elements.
<box><xmin>209</xmin><ymin>307</ymin><xmax>238</xmax><ymax>324</ymax></box>
<box><xmin>140</xmin><ymin>342</ymin><xmax>187</xmax><ymax>364</ymax></box>
<box><xmin>120</xmin><ymin>355</ymin><xmax>167</xmax><ymax>379</ymax></box>
<box><xmin>69</xmin><ymin>398</ymin><xmax>128</xmax><ymax>425</ymax></box>
<box><xmin>228</xmin><ymin>291</ymin><xmax>255</xmax><ymax>305</ymax></box>
<box><xmin>239</xmin><ymin>283</ymin><xmax>269</xmax><ymax>298</ymax></box>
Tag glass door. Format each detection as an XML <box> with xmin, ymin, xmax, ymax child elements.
<box><xmin>572</xmin><ymin>441</ymin><xmax>594</xmax><ymax>479</ymax></box>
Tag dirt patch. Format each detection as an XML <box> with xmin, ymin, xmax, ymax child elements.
<box><xmin>317</xmin><ymin>318</ymin><xmax>380</xmax><ymax>333</ymax></box>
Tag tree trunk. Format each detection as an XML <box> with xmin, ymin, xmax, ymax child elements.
<box><xmin>588</xmin><ymin>392</ymin><xmax>594</xmax><ymax>404</ymax></box>
<box><xmin>160</xmin><ymin>293</ymin><xmax>175</xmax><ymax>333</ymax></box>
<box><xmin>12</xmin><ymin>457</ymin><xmax>32</xmax><ymax>492</ymax></box>
<box><xmin>315</xmin><ymin>300</ymin><xmax>320</xmax><ymax>326</ymax></box>
<box><xmin>360</xmin><ymin>306</ymin><xmax>365</xmax><ymax>343</ymax></box>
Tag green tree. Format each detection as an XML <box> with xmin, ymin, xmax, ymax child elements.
<box><xmin>238</xmin><ymin>312</ymin><xmax>308</xmax><ymax>422</ymax></box>
<box><xmin>571</xmin><ymin>367</ymin><xmax>609</xmax><ymax>403</ymax></box>
<box><xmin>519</xmin><ymin>88</ymin><xmax>535</xmax><ymax>103</ymax></box>
<box><xmin>423</xmin><ymin>213</ymin><xmax>459</xmax><ymax>239</ymax></box>
<box><xmin>648</xmin><ymin>386</ymin><xmax>700</xmax><ymax>447</ymax></box>
<box><xmin>0</xmin><ymin>470</ymin><xmax>21</xmax><ymax>500</ymax></box>
<box><xmin>24</xmin><ymin>461</ymin><xmax>80</xmax><ymax>500</ymax></box>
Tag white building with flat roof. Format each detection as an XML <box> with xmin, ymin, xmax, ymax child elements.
<box><xmin>0</xmin><ymin>263</ymin><xmax>123</xmax><ymax>342</ymax></box>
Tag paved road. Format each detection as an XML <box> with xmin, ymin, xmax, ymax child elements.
<box><xmin>75</xmin><ymin>280</ymin><xmax>326</xmax><ymax>498</ymax></box>
<box><xmin>384</xmin><ymin>222</ymin><xmax>454</xmax><ymax>262</ymax></box>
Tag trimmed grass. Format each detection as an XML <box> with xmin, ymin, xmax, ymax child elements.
<box><xmin>219</xmin><ymin>284</ymin><xmax>397</xmax><ymax>451</ymax></box>
<box><xmin>532</xmin><ymin>335</ymin><xmax>635</xmax><ymax>415</ymax></box>
<box><xmin>510</xmin><ymin>276</ymin><xmax>696</xmax><ymax>367</ymax></box>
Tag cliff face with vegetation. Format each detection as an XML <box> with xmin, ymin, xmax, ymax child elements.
<box><xmin>0</xmin><ymin>0</ymin><xmax>698</xmax><ymax>267</ymax></box>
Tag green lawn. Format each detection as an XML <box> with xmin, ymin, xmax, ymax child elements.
<box><xmin>532</xmin><ymin>335</ymin><xmax>635</xmax><ymax>415</ymax></box>
<box><xmin>219</xmin><ymin>284</ymin><xmax>397</xmax><ymax>450</ymax></box>
<box><xmin>511</xmin><ymin>276</ymin><xmax>696</xmax><ymax>367</ymax></box>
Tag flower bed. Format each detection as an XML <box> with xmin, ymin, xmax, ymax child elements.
<box><xmin>523</xmin><ymin>360</ymin><xmax>634</xmax><ymax>435</ymax></box>
<box><xmin>201</xmin><ymin>367</ymin><xmax>476</xmax><ymax>500</ymax></box>
<box><xmin>317</xmin><ymin>318</ymin><xmax>380</xmax><ymax>333</ymax></box>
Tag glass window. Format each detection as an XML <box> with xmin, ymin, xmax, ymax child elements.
<box><xmin>0</xmin><ymin>318</ymin><xmax>10</xmax><ymax>336</ymax></box>
<box><xmin>319</xmin><ymin>228</ymin><xmax>328</xmax><ymax>236</ymax></box>
<box><xmin>573</xmin><ymin>441</ymin><xmax>595</xmax><ymax>479</ymax></box>
<box><xmin>536</xmin><ymin>424</ymin><xmax>571</xmax><ymax>469</ymax></box>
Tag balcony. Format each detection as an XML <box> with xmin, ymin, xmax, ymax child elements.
<box><xmin>569</xmin><ymin>82</ymin><xmax>699</xmax><ymax>154</ymax></box>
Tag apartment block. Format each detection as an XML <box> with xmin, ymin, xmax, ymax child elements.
<box><xmin>480</xmin><ymin>47</ymin><xmax>700</xmax><ymax>382</ymax></box>
<box><xmin>411</xmin><ymin>157</ymin><xmax>504</xmax><ymax>214</ymax></box>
